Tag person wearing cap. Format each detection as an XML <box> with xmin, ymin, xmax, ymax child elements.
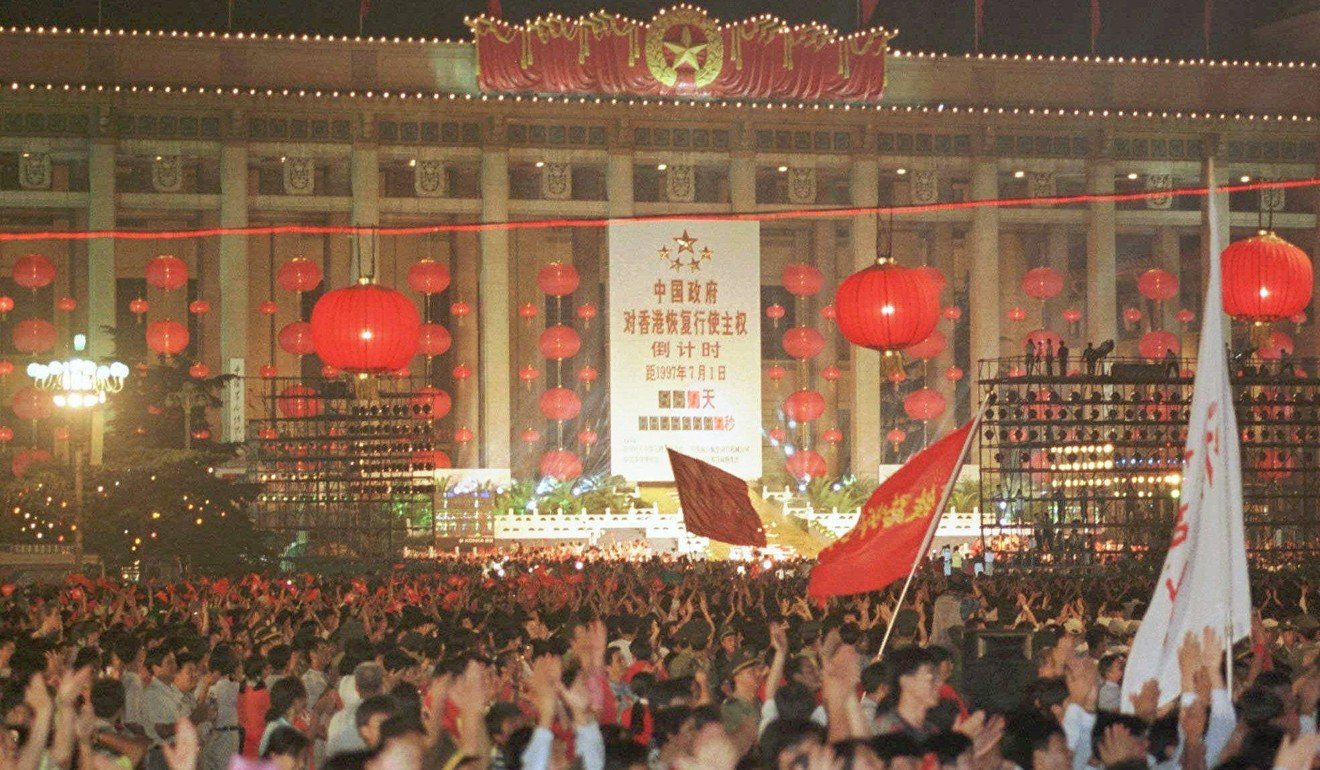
<box><xmin>708</xmin><ymin>625</ymin><xmax>740</xmax><ymax>697</ymax></box>
<box><xmin>720</xmin><ymin>647</ymin><xmax>765</xmax><ymax>755</ymax></box>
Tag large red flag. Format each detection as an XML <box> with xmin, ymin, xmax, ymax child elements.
<box><xmin>808</xmin><ymin>420</ymin><xmax>976</xmax><ymax>599</ymax></box>
<box><xmin>859</xmin><ymin>0</ymin><xmax>881</xmax><ymax>29</ymax></box>
<box><xmin>667</xmin><ymin>448</ymin><xmax>766</xmax><ymax>547</ymax></box>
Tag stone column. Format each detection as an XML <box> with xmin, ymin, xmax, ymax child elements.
<box><xmin>351</xmin><ymin>144</ymin><xmax>379</xmax><ymax>280</ymax></box>
<box><xmin>849</xmin><ymin>159</ymin><xmax>881</xmax><ymax>478</ymax></box>
<box><xmin>607</xmin><ymin>149</ymin><xmax>634</xmax><ymax>218</ymax></box>
<box><xmin>730</xmin><ymin>154</ymin><xmax>756</xmax><ymax>213</ymax></box>
<box><xmin>452</xmin><ymin>231</ymin><xmax>481</xmax><ymax>468</ymax></box>
<box><xmin>1086</xmin><ymin>156</ymin><xmax>1118</xmax><ymax>346</ymax></box>
<box><xmin>480</xmin><ymin>149</ymin><xmax>512</xmax><ymax>469</ymax></box>
<box><xmin>87</xmin><ymin>141</ymin><xmax>116</xmax><ymax>466</ymax></box>
<box><xmin>969</xmin><ymin>159</ymin><xmax>1000</xmax><ymax>394</ymax></box>
<box><xmin>218</xmin><ymin>143</ymin><xmax>249</xmax><ymax>443</ymax></box>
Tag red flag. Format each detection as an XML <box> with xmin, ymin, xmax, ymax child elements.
<box><xmin>974</xmin><ymin>0</ymin><xmax>985</xmax><ymax>52</ymax></box>
<box><xmin>858</xmin><ymin>0</ymin><xmax>881</xmax><ymax>28</ymax></box>
<box><xmin>358</xmin><ymin>0</ymin><xmax>369</xmax><ymax>32</ymax></box>
<box><xmin>487</xmin><ymin>0</ymin><xmax>502</xmax><ymax>18</ymax></box>
<box><xmin>1090</xmin><ymin>0</ymin><xmax>1100</xmax><ymax>54</ymax></box>
<box><xmin>808</xmin><ymin>421</ymin><xmax>976</xmax><ymax>599</ymax></box>
<box><xmin>667</xmin><ymin>448</ymin><xmax>766</xmax><ymax>547</ymax></box>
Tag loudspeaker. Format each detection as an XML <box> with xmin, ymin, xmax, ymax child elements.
<box><xmin>957</xmin><ymin>630</ymin><xmax>1036</xmax><ymax>714</ymax></box>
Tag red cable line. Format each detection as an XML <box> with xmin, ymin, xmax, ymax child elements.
<box><xmin>0</xmin><ymin>177</ymin><xmax>1314</xmax><ymax>243</ymax></box>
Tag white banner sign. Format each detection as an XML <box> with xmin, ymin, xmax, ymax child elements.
<box><xmin>608</xmin><ymin>221</ymin><xmax>762</xmax><ymax>481</ymax></box>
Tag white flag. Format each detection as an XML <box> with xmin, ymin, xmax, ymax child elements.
<box><xmin>1121</xmin><ymin>166</ymin><xmax>1251</xmax><ymax>709</ymax></box>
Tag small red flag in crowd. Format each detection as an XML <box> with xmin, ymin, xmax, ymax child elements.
<box><xmin>667</xmin><ymin>448</ymin><xmax>767</xmax><ymax>547</ymax></box>
<box><xmin>808</xmin><ymin>420</ymin><xmax>976</xmax><ymax>599</ymax></box>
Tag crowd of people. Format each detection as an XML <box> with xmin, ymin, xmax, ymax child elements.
<box><xmin>0</xmin><ymin>550</ymin><xmax>1316</xmax><ymax>770</ymax></box>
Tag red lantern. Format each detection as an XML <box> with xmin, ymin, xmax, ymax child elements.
<box><xmin>0</xmin><ymin>361</ymin><xmax>12</xmax><ymax>377</ymax></box>
<box><xmin>52</xmin><ymin>425</ymin><xmax>70</xmax><ymax>441</ymax></box>
<box><xmin>537</xmin><ymin>263</ymin><xmax>579</xmax><ymax>296</ymax></box>
<box><xmin>1007</xmin><ymin>307</ymin><xmax>1027</xmax><ymax>323</ymax></box>
<box><xmin>191</xmin><ymin>428</ymin><xmax>211</xmax><ymax>441</ymax></box>
<box><xmin>518</xmin><ymin>303</ymin><xmax>539</xmax><ymax>320</ymax></box>
<box><xmin>887</xmin><ymin>369</ymin><xmax>908</xmax><ymax>385</ymax></box>
<box><xmin>145</xmin><ymin>255</ymin><xmax>188</xmax><ymax>290</ymax></box>
<box><xmin>257</xmin><ymin>428</ymin><xmax>279</xmax><ymax>440</ymax></box>
<box><xmin>765</xmin><ymin>304</ymin><xmax>786</xmax><ymax>324</ymax></box>
<box><xmin>188</xmin><ymin>299</ymin><xmax>211</xmax><ymax>315</ymax></box>
<box><xmin>768</xmin><ymin>427</ymin><xmax>787</xmax><ymax>443</ymax></box>
<box><xmin>0</xmin><ymin>427</ymin><xmax>13</xmax><ymax>443</ymax></box>
<box><xmin>821</xmin><ymin>428</ymin><xmax>843</xmax><ymax>445</ymax></box>
<box><xmin>277</xmin><ymin>258</ymin><xmax>323</xmax><ymax>293</ymax></box>
<box><xmin>12</xmin><ymin>387</ymin><xmax>52</xmax><ymax>422</ymax></box>
<box><xmin>1138</xmin><ymin>330</ymin><xmax>1181</xmax><ymax>361</ymax></box>
<box><xmin>1258</xmin><ymin>330</ymin><xmax>1295</xmax><ymax>360</ymax></box>
<box><xmin>913</xmin><ymin>265</ymin><xmax>947</xmax><ymax>296</ymax></box>
<box><xmin>835</xmin><ymin>264</ymin><xmax>939</xmax><ymax>351</ymax></box>
<box><xmin>942</xmin><ymin>306</ymin><xmax>962</xmax><ymax>322</ymax></box>
<box><xmin>886</xmin><ymin>428</ymin><xmax>907</xmax><ymax>445</ymax></box>
<box><xmin>278</xmin><ymin>322</ymin><xmax>316</xmax><ymax>356</ymax></box>
<box><xmin>417</xmin><ymin>324</ymin><xmax>452</xmax><ymax>357</ymax></box>
<box><xmin>452</xmin><ymin>363</ymin><xmax>472</xmax><ymax>381</ymax></box>
<box><xmin>903</xmin><ymin>330</ymin><xmax>946</xmax><ymax>360</ymax></box>
<box><xmin>539</xmin><ymin>449</ymin><xmax>582</xmax><ymax>481</ymax></box>
<box><xmin>1062</xmin><ymin>308</ymin><xmax>1083</xmax><ymax>324</ymax></box>
<box><xmin>1123</xmin><ymin>307</ymin><xmax>1143</xmax><ymax>326</ymax></box>
<box><xmin>454</xmin><ymin>426</ymin><xmax>475</xmax><ymax>444</ymax></box>
<box><xmin>450</xmin><ymin>301</ymin><xmax>472</xmax><ymax>321</ymax></box>
<box><xmin>321</xmin><ymin>363</ymin><xmax>340</xmax><ymax>378</ymax></box>
<box><xmin>539</xmin><ymin>325</ymin><xmax>581</xmax><ymax>360</ymax></box>
<box><xmin>782</xmin><ymin>264</ymin><xmax>824</xmax><ymax>296</ymax></box>
<box><xmin>520</xmin><ymin>427</ymin><xmax>542</xmax><ymax>444</ymax></box>
<box><xmin>413</xmin><ymin>450</ymin><xmax>453</xmax><ymax>470</ymax></box>
<box><xmin>12</xmin><ymin>319</ymin><xmax>56</xmax><ymax>354</ymax></box>
<box><xmin>782</xmin><ymin>327</ymin><xmax>825</xmax><ymax>359</ymax></box>
<box><xmin>519</xmin><ymin>365</ymin><xmax>540</xmax><ymax>385</ymax></box>
<box><xmin>408</xmin><ymin>260</ymin><xmax>451</xmax><ymax>295</ymax></box>
<box><xmin>1021</xmin><ymin>267</ymin><xmax>1064</xmax><ymax>300</ymax></box>
<box><xmin>820</xmin><ymin>305</ymin><xmax>837</xmax><ymax>322</ymax></box>
<box><xmin>576</xmin><ymin>303</ymin><xmax>598</xmax><ymax>325</ymax></box>
<box><xmin>1221</xmin><ymin>232</ymin><xmax>1313</xmax><ymax>322</ymax></box>
<box><xmin>310</xmin><ymin>282</ymin><xmax>421</xmax><ymax>374</ymax></box>
<box><xmin>258</xmin><ymin>364</ymin><xmax>278</xmax><ymax>379</ymax></box>
<box><xmin>12</xmin><ymin>254</ymin><xmax>55</xmax><ymax>290</ymax></box>
<box><xmin>56</xmin><ymin>297</ymin><xmax>76</xmax><ymax>312</ymax></box>
<box><xmin>766</xmin><ymin>365</ymin><xmax>786</xmax><ymax>382</ymax></box>
<box><xmin>1176</xmin><ymin>309</ymin><xmax>1195</xmax><ymax>326</ymax></box>
<box><xmin>821</xmin><ymin>366</ymin><xmax>842</xmax><ymax>382</ymax></box>
<box><xmin>785</xmin><ymin>450</ymin><xmax>827</xmax><ymax>481</ymax></box>
<box><xmin>0</xmin><ymin>297</ymin><xmax>12</xmax><ymax>314</ymax></box>
<box><xmin>411</xmin><ymin>386</ymin><xmax>452</xmax><ymax>420</ymax></box>
<box><xmin>188</xmin><ymin>362</ymin><xmax>210</xmax><ymax>379</ymax></box>
<box><xmin>1008</xmin><ymin>365</ymin><xmax>1026</xmax><ymax>377</ymax></box>
<box><xmin>944</xmin><ymin>366</ymin><xmax>964</xmax><ymax>382</ymax></box>
<box><xmin>1025</xmin><ymin>328</ymin><xmax>1062</xmax><ymax>353</ymax></box>
<box><xmin>577</xmin><ymin>428</ymin><xmax>598</xmax><ymax>446</ymax></box>
<box><xmin>784</xmin><ymin>389</ymin><xmax>826</xmax><ymax>422</ymax></box>
<box><xmin>276</xmin><ymin>385</ymin><xmax>321</xmax><ymax>418</ymax></box>
<box><xmin>12</xmin><ymin>449</ymin><xmax>52</xmax><ymax>478</ymax></box>
<box><xmin>1137</xmin><ymin>269</ymin><xmax>1178</xmax><ymax>302</ymax></box>
<box><xmin>258</xmin><ymin>300</ymin><xmax>278</xmax><ymax>316</ymax></box>
<box><xmin>577</xmin><ymin>366</ymin><xmax>599</xmax><ymax>389</ymax></box>
<box><xmin>539</xmin><ymin>387</ymin><xmax>582</xmax><ymax>421</ymax></box>
<box><xmin>903</xmin><ymin>388</ymin><xmax>947</xmax><ymax>421</ymax></box>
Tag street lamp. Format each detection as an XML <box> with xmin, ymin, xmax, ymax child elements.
<box><xmin>27</xmin><ymin>334</ymin><xmax>128</xmax><ymax>572</ymax></box>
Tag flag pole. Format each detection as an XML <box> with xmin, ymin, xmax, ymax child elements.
<box><xmin>876</xmin><ymin>395</ymin><xmax>990</xmax><ymax>658</ymax></box>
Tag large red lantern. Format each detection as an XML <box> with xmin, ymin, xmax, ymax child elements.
<box><xmin>785</xmin><ymin>450</ymin><xmax>827</xmax><ymax>481</ymax></box>
<box><xmin>146</xmin><ymin>255</ymin><xmax>188</xmax><ymax>290</ymax></box>
<box><xmin>539</xmin><ymin>325</ymin><xmax>581</xmax><ymax>360</ymax></box>
<box><xmin>1138</xmin><ymin>330</ymin><xmax>1181</xmax><ymax>361</ymax></box>
<box><xmin>540</xmin><ymin>449</ymin><xmax>582</xmax><ymax>481</ymax></box>
<box><xmin>913</xmin><ymin>265</ymin><xmax>947</xmax><ymax>296</ymax></box>
<box><xmin>537</xmin><ymin>263</ymin><xmax>579</xmax><ymax>297</ymax></box>
<box><xmin>146</xmin><ymin>321</ymin><xmax>190</xmax><ymax>356</ymax></box>
<box><xmin>12</xmin><ymin>319</ymin><xmax>56</xmax><ymax>354</ymax></box>
<box><xmin>903</xmin><ymin>388</ymin><xmax>947</xmax><ymax>421</ymax></box>
<box><xmin>903</xmin><ymin>330</ymin><xmax>946</xmax><ymax>360</ymax></box>
<box><xmin>1025</xmin><ymin>328</ymin><xmax>1062</xmax><ymax>353</ymax></box>
<box><xmin>835</xmin><ymin>264</ymin><xmax>939</xmax><ymax>351</ymax></box>
<box><xmin>1221</xmin><ymin>232</ymin><xmax>1313</xmax><ymax>322</ymax></box>
<box><xmin>1137</xmin><ymin>269</ymin><xmax>1178</xmax><ymax>302</ymax></box>
<box><xmin>782</xmin><ymin>327</ymin><xmax>825</xmax><ymax>360</ymax></box>
<box><xmin>408</xmin><ymin>260</ymin><xmax>451</xmax><ymax>295</ymax></box>
<box><xmin>277</xmin><ymin>258</ymin><xmax>323</xmax><ymax>293</ymax></box>
<box><xmin>1257</xmin><ymin>330</ymin><xmax>1295</xmax><ymax>360</ymax></box>
<box><xmin>310</xmin><ymin>282</ymin><xmax>421</xmax><ymax>374</ymax></box>
<box><xmin>539</xmin><ymin>387</ymin><xmax>582</xmax><ymax>421</ymax></box>
<box><xmin>782</xmin><ymin>263</ymin><xmax>824</xmax><ymax>296</ymax></box>
<box><xmin>278</xmin><ymin>322</ymin><xmax>316</xmax><ymax>356</ymax></box>
<box><xmin>277</xmin><ymin>385</ymin><xmax>321</xmax><ymax>418</ymax></box>
<box><xmin>413</xmin><ymin>450</ymin><xmax>453</xmax><ymax>470</ymax></box>
<box><xmin>12</xmin><ymin>449</ymin><xmax>52</xmax><ymax>478</ymax></box>
<box><xmin>11</xmin><ymin>387</ymin><xmax>52</xmax><ymax>422</ymax></box>
<box><xmin>1021</xmin><ymin>267</ymin><xmax>1063</xmax><ymax>300</ymax></box>
<box><xmin>417</xmin><ymin>324</ymin><xmax>452</xmax><ymax>357</ymax></box>
<box><xmin>12</xmin><ymin>254</ymin><xmax>55</xmax><ymax>290</ymax></box>
<box><xmin>784</xmin><ymin>389</ymin><xmax>825</xmax><ymax>422</ymax></box>
<box><xmin>410</xmin><ymin>386</ymin><xmax>452</xmax><ymax>420</ymax></box>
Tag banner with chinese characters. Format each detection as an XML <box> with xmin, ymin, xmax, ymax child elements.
<box><xmin>608</xmin><ymin>221</ymin><xmax>762</xmax><ymax>481</ymax></box>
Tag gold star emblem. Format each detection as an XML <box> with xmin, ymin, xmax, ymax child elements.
<box><xmin>663</xmin><ymin>26</ymin><xmax>708</xmax><ymax>72</ymax></box>
<box><xmin>699</xmin><ymin>246</ymin><xmax>713</xmax><ymax>263</ymax></box>
<box><xmin>673</xmin><ymin>230</ymin><xmax>698</xmax><ymax>254</ymax></box>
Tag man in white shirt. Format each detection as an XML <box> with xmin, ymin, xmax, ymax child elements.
<box><xmin>326</xmin><ymin>662</ymin><xmax>385</xmax><ymax>758</ymax></box>
<box><xmin>200</xmin><ymin>646</ymin><xmax>241</xmax><ymax>770</ymax></box>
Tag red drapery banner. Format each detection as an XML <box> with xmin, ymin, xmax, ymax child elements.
<box><xmin>467</xmin><ymin>6</ymin><xmax>892</xmax><ymax>102</ymax></box>
<box><xmin>808</xmin><ymin>420</ymin><xmax>975</xmax><ymax>599</ymax></box>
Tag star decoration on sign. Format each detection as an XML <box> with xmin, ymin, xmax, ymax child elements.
<box><xmin>674</xmin><ymin>230</ymin><xmax>698</xmax><ymax>253</ymax></box>
<box><xmin>658</xmin><ymin>231</ymin><xmax>713</xmax><ymax>272</ymax></box>
<box><xmin>664</xmin><ymin>26</ymin><xmax>708</xmax><ymax>72</ymax></box>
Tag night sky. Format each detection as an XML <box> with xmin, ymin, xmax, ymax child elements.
<box><xmin>0</xmin><ymin>0</ymin><xmax>1297</xmax><ymax>59</ymax></box>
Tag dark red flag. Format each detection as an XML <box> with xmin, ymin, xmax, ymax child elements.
<box><xmin>1090</xmin><ymin>0</ymin><xmax>1100</xmax><ymax>54</ymax></box>
<box><xmin>974</xmin><ymin>0</ymin><xmax>985</xmax><ymax>52</ymax></box>
<box><xmin>667</xmin><ymin>448</ymin><xmax>766</xmax><ymax>547</ymax></box>
<box><xmin>859</xmin><ymin>0</ymin><xmax>880</xmax><ymax>28</ymax></box>
<box><xmin>358</xmin><ymin>0</ymin><xmax>370</xmax><ymax>33</ymax></box>
<box><xmin>808</xmin><ymin>420</ymin><xmax>976</xmax><ymax>599</ymax></box>
<box><xmin>487</xmin><ymin>0</ymin><xmax>502</xmax><ymax>18</ymax></box>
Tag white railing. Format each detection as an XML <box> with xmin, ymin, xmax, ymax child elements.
<box><xmin>789</xmin><ymin>507</ymin><xmax>985</xmax><ymax>540</ymax></box>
